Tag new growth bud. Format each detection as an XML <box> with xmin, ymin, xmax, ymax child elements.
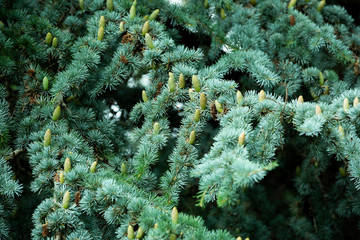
<box><xmin>44</xmin><ymin>129</ymin><xmax>51</xmax><ymax>147</ymax></box>
<box><xmin>319</xmin><ymin>71</ymin><xmax>324</xmax><ymax>85</ymax></box>
<box><xmin>52</xmin><ymin>106</ymin><xmax>61</xmax><ymax>121</ymax></box>
<box><xmin>59</xmin><ymin>171</ymin><xmax>64</xmax><ymax>184</ymax></box>
<box><xmin>315</xmin><ymin>105</ymin><xmax>322</xmax><ymax>115</ymax></box>
<box><xmin>45</xmin><ymin>32</ymin><xmax>52</xmax><ymax>46</ymax></box>
<box><xmin>136</xmin><ymin>226</ymin><xmax>144</xmax><ymax>239</ymax></box>
<box><xmin>317</xmin><ymin>0</ymin><xmax>326</xmax><ymax>11</ymax></box>
<box><xmin>107</xmin><ymin>0</ymin><xmax>114</xmax><ymax>11</ymax></box>
<box><xmin>168</xmin><ymin>72</ymin><xmax>175</xmax><ymax>92</ymax></box>
<box><xmin>149</xmin><ymin>9</ymin><xmax>160</xmax><ymax>21</ymax></box>
<box><xmin>354</xmin><ymin>97</ymin><xmax>359</xmax><ymax>107</ymax></box>
<box><xmin>200</xmin><ymin>93</ymin><xmax>206</xmax><ymax>110</ymax></box>
<box><xmin>142</xmin><ymin>21</ymin><xmax>149</xmax><ymax>36</ymax></box>
<box><xmin>99</xmin><ymin>16</ymin><xmax>105</xmax><ymax>28</ymax></box>
<box><xmin>297</xmin><ymin>95</ymin><xmax>304</xmax><ymax>104</ymax></box>
<box><xmin>145</xmin><ymin>33</ymin><xmax>154</xmax><ymax>49</ymax></box>
<box><xmin>153</xmin><ymin>122</ymin><xmax>160</xmax><ymax>134</ymax></box>
<box><xmin>130</xmin><ymin>2</ymin><xmax>136</xmax><ymax>19</ymax></box>
<box><xmin>215</xmin><ymin>100</ymin><xmax>223</xmax><ymax>113</ymax></box>
<box><xmin>90</xmin><ymin>161</ymin><xmax>97</xmax><ymax>173</ymax></box>
<box><xmin>192</xmin><ymin>75</ymin><xmax>201</xmax><ymax>92</ymax></box>
<box><xmin>194</xmin><ymin>109</ymin><xmax>201</xmax><ymax>122</ymax></box>
<box><xmin>64</xmin><ymin>157</ymin><xmax>71</xmax><ymax>173</ymax></box>
<box><xmin>63</xmin><ymin>191</ymin><xmax>70</xmax><ymax>209</ymax></box>
<box><xmin>288</xmin><ymin>0</ymin><xmax>297</xmax><ymax>8</ymax></box>
<box><xmin>237</xmin><ymin>91</ymin><xmax>243</xmax><ymax>104</ymax></box>
<box><xmin>79</xmin><ymin>0</ymin><xmax>84</xmax><ymax>10</ymax></box>
<box><xmin>52</xmin><ymin>37</ymin><xmax>58</xmax><ymax>48</ymax></box>
<box><xmin>171</xmin><ymin>207</ymin><xmax>179</xmax><ymax>224</ymax></box>
<box><xmin>259</xmin><ymin>90</ymin><xmax>266</xmax><ymax>102</ymax></box>
<box><xmin>189</xmin><ymin>131</ymin><xmax>196</xmax><ymax>145</ymax></box>
<box><xmin>179</xmin><ymin>74</ymin><xmax>185</xmax><ymax>89</ymax></box>
<box><xmin>43</xmin><ymin>76</ymin><xmax>49</xmax><ymax>91</ymax></box>
<box><xmin>128</xmin><ymin>225</ymin><xmax>135</xmax><ymax>239</ymax></box>
<box><xmin>142</xmin><ymin>90</ymin><xmax>148</xmax><ymax>102</ymax></box>
<box><xmin>343</xmin><ymin>98</ymin><xmax>349</xmax><ymax>112</ymax></box>
<box><xmin>97</xmin><ymin>26</ymin><xmax>104</xmax><ymax>41</ymax></box>
<box><xmin>238</xmin><ymin>132</ymin><xmax>245</xmax><ymax>146</ymax></box>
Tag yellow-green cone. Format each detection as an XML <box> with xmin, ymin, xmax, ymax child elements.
<box><xmin>338</xmin><ymin>125</ymin><xmax>345</xmax><ymax>138</ymax></box>
<box><xmin>220</xmin><ymin>8</ymin><xmax>226</xmax><ymax>19</ymax></box>
<box><xmin>128</xmin><ymin>225</ymin><xmax>135</xmax><ymax>239</ymax></box>
<box><xmin>97</xmin><ymin>26</ymin><xmax>104</xmax><ymax>41</ymax></box>
<box><xmin>99</xmin><ymin>16</ymin><xmax>105</xmax><ymax>28</ymax></box>
<box><xmin>215</xmin><ymin>100</ymin><xmax>223</xmax><ymax>113</ymax></box>
<box><xmin>136</xmin><ymin>226</ymin><xmax>144</xmax><ymax>239</ymax></box>
<box><xmin>130</xmin><ymin>4</ymin><xmax>136</xmax><ymax>19</ymax></box>
<box><xmin>189</xmin><ymin>131</ymin><xmax>196</xmax><ymax>145</ymax></box>
<box><xmin>238</xmin><ymin>132</ymin><xmax>245</xmax><ymax>146</ymax></box>
<box><xmin>44</xmin><ymin>129</ymin><xmax>51</xmax><ymax>147</ymax></box>
<box><xmin>52</xmin><ymin>37</ymin><xmax>58</xmax><ymax>48</ymax></box>
<box><xmin>153</xmin><ymin>122</ymin><xmax>160</xmax><ymax>134</ymax></box>
<box><xmin>79</xmin><ymin>0</ymin><xmax>84</xmax><ymax>10</ymax></box>
<box><xmin>315</xmin><ymin>105</ymin><xmax>322</xmax><ymax>115</ymax></box>
<box><xmin>43</xmin><ymin>76</ymin><xmax>49</xmax><ymax>91</ymax></box>
<box><xmin>52</xmin><ymin>106</ymin><xmax>61</xmax><ymax>121</ymax></box>
<box><xmin>343</xmin><ymin>98</ymin><xmax>349</xmax><ymax>112</ymax></box>
<box><xmin>64</xmin><ymin>157</ymin><xmax>71</xmax><ymax>173</ymax></box>
<box><xmin>319</xmin><ymin>71</ymin><xmax>324</xmax><ymax>85</ymax></box>
<box><xmin>45</xmin><ymin>32</ymin><xmax>53</xmax><ymax>46</ymax></box>
<box><xmin>194</xmin><ymin>109</ymin><xmax>200</xmax><ymax>122</ymax></box>
<box><xmin>192</xmin><ymin>75</ymin><xmax>201</xmax><ymax>92</ymax></box>
<box><xmin>59</xmin><ymin>171</ymin><xmax>64</xmax><ymax>184</ymax></box>
<box><xmin>90</xmin><ymin>161</ymin><xmax>97</xmax><ymax>173</ymax></box>
<box><xmin>119</xmin><ymin>21</ymin><xmax>125</xmax><ymax>32</ymax></box>
<box><xmin>353</xmin><ymin>97</ymin><xmax>359</xmax><ymax>107</ymax></box>
<box><xmin>170</xmin><ymin>234</ymin><xmax>177</xmax><ymax>240</ymax></box>
<box><xmin>154</xmin><ymin>223</ymin><xmax>158</xmax><ymax>229</ymax></box>
<box><xmin>236</xmin><ymin>91</ymin><xmax>243</xmax><ymax>104</ymax></box>
<box><xmin>171</xmin><ymin>207</ymin><xmax>179</xmax><ymax>224</ymax></box>
<box><xmin>288</xmin><ymin>0</ymin><xmax>297</xmax><ymax>8</ymax></box>
<box><xmin>142</xmin><ymin>21</ymin><xmax>149</xmax><ymax>36</ymax></box>
<box><xmin>296</xmin><ymin>166</ymin><xmax>301</xmax><ymax>175</ymax></box>
<box><xmin>121</xmin><ymin>163</ymin><xmax>127</xmax><ymax>175</ymax></box>
<box><xmin>259</xmin><ymin>90</ymin><xmax>266</xmax><ymax>102</ymax></box>
<box><xmin>297</xmin><ymin>95</ymin><xmax>304</xmax><ymax>104</ymax></box>
<box><xmin>200</xmin><ymin>93</ymin><xmax>206</xmax><ymax>110</ymax></box>
<box><xmin>317</xmin><ymin>0</ymin><xmax>326</xmax><ymax>11</ymax></box>
<box><xmin>179</xmin><ymin>74</ymin><xmax>185</xmax><ymax>88</ymax></box>
<box><xmin>149</xmin><ymin>9</ymin><xmax>160</xmax><ymax>21</ymax></box>
<box><xmin>204</xmin><ymin>0</ymin><xmax>209</xmax><ymax>9</ymax></box>
<box><xmin>168</xmin><ymin>72</ymin><xmax>175</xmax><ymax>92</ymax></box>
<box><xmin>107</xmin><ymin>0</ymin><xmax>114</xmax><ymax>11</ymax></box>
<box><xmin>142</xmin><ymin>90</ymin><xmax>148</xmax><ymax>102</ymax></box>
<box><xmin>63</xmin><ymin>191</ymin><xmax>70</xmax><ymax>209</ymax></box>
<box><xmin>145</xmin><ymin>33</ymin><xmax>154</xmax><ymax>49</ymax></box>
<box><xmin>189</xmin><ymin>89</ymin><xmax>195</xmax><ymax>100</ymax></box>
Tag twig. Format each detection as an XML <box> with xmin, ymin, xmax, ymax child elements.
<box><xmin>5</xmin><ymin>148</ymin><xmax>23</xmax><ymax>160</ymax></box>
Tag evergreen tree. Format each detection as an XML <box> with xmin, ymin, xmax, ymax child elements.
<box><xmin>1</xmin><ymin>0</ymin><xmax>360</xmax><ymax>239</ymax></box>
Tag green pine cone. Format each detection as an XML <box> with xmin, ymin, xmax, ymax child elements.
<box><xmin>63</xmin><ymin>191</ymin><xmax>70</xmax><ymax>209</ymax></box>
<box><xmin>52</xmin><ymin>37</ymin><xmax>58</xmax><ymax>48</ymax></box>
<box><xmin>45</xmin><ymin>32</ymin><xmax>53</xmax><ymax>46</ymax></box>
<box><xmin>44</xmin><ymin>129</ymin><xmax>51</xmax><ymax>147</ymax></box>
<box><xmin>43</xmin><ymin>76</ymin><xmax>49</xmax><ymax>91</ymax></box>
<box><xmin>145</xmin><ymin>33</ymin><xmax>155</xmax><ymax>49</ymax></box>
<box><xmin>192</xmin><ymin>75</ymin><xmax>201</xmax><ymax>92</ymax></box>
<box><xmin>52</xmin><ymin>106</ymin><xmax>61</xmax><ymax>121</ymax></box>
<box><xmin>149</xmin><ymin>9</ymin><xmax>159</xmax><ymax>21</ymax></box>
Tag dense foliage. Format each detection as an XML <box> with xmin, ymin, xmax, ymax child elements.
<box><xmin>1</xmin><ymin>0</ymin><xmax>360</xmax><ymax>239</ymax></box>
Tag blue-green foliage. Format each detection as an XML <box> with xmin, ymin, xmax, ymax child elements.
<box><xmin>1</xmin><ymin>0</ymin><xmax>360</xmax><ymax>239</ymax></box>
